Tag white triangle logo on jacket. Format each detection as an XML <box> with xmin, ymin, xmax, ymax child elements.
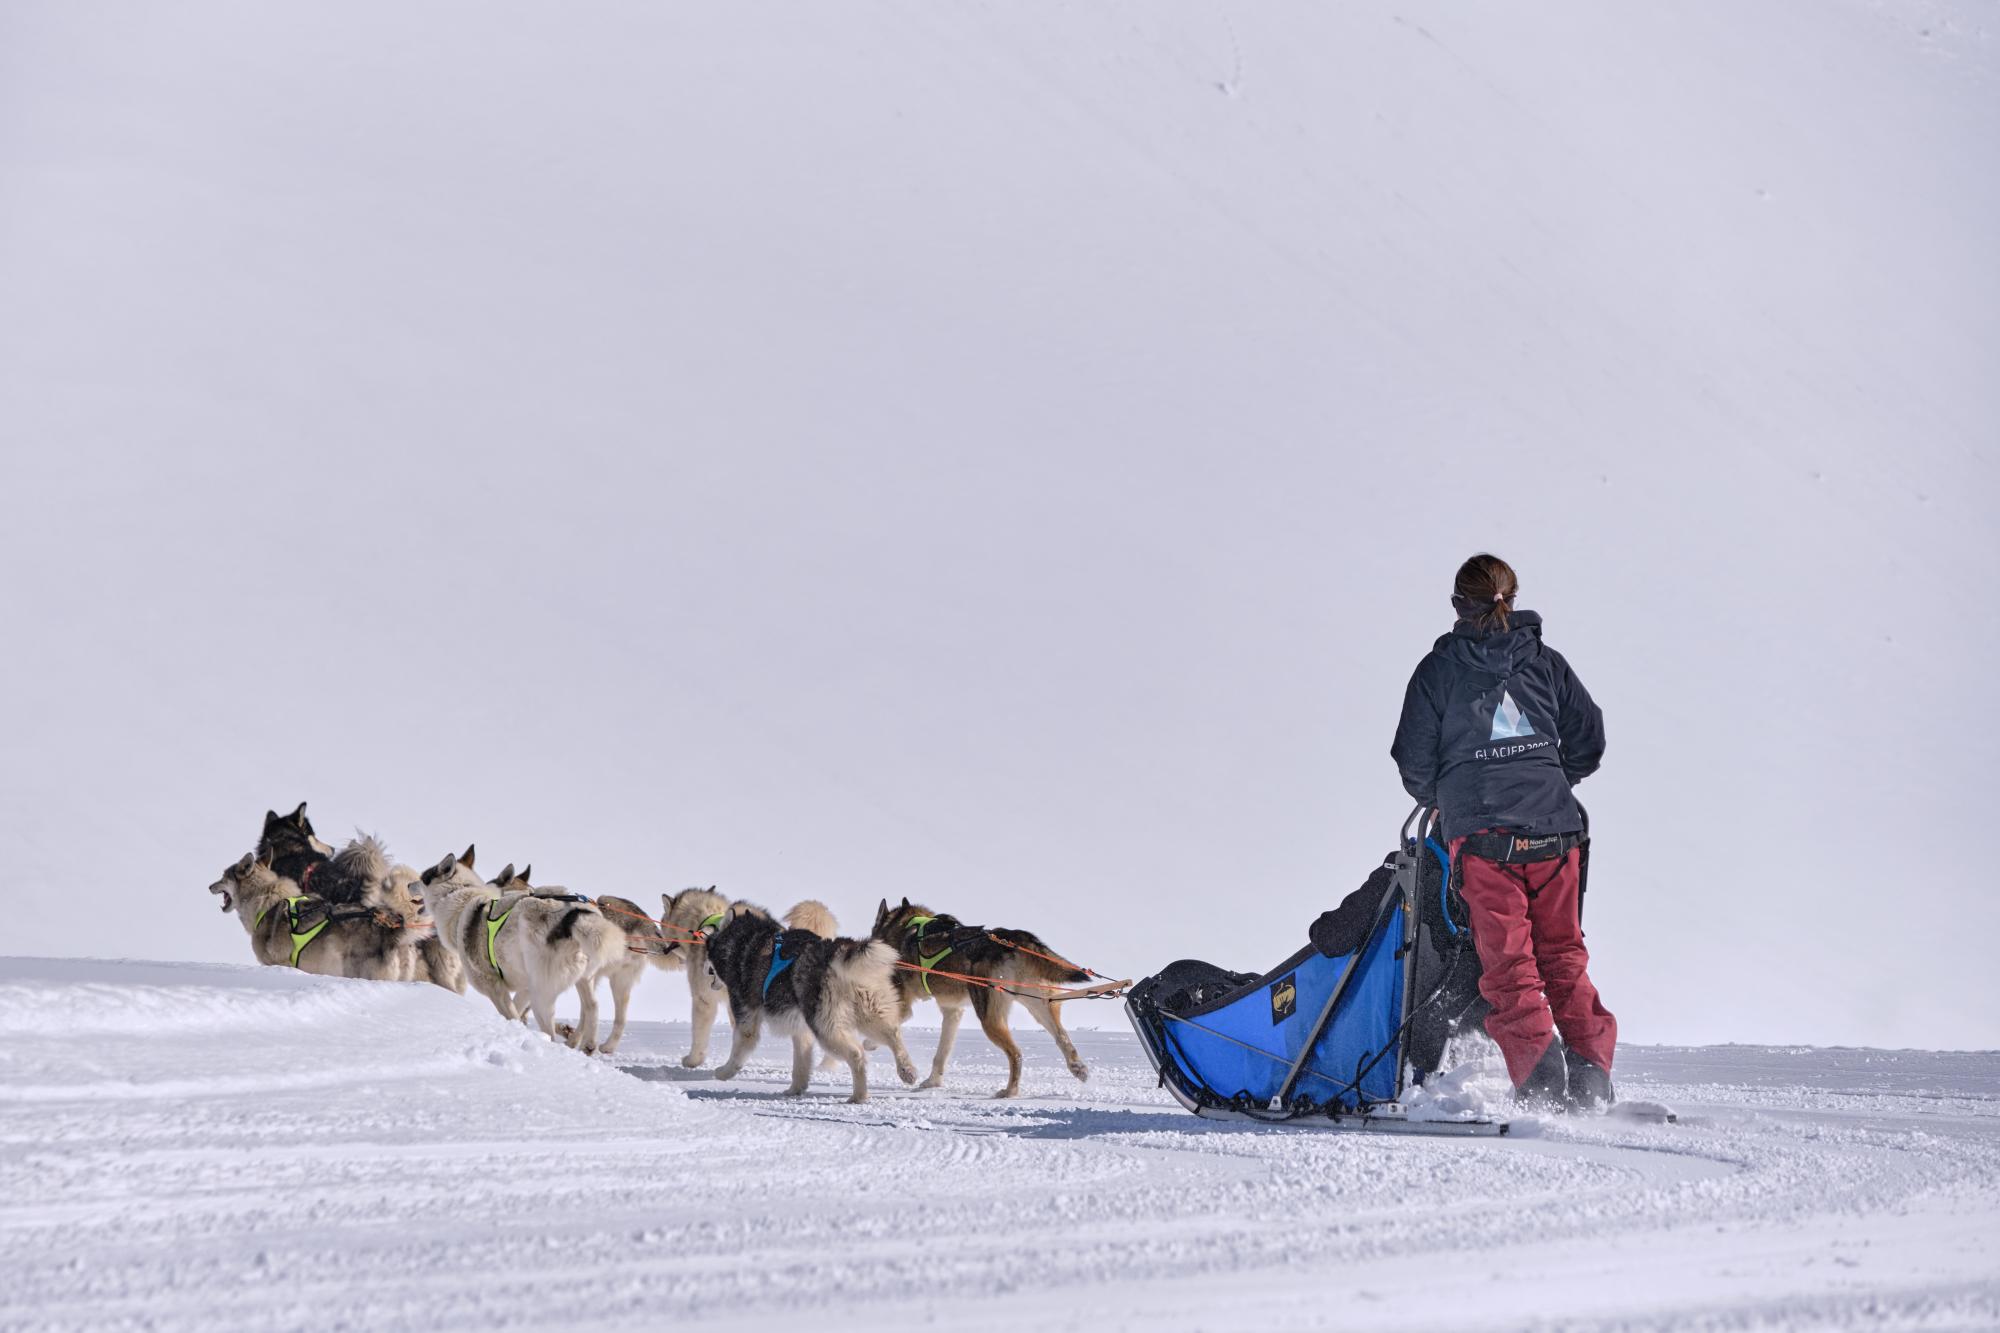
<box><xmin>1490</xmin><ymin>690</ymin><xmax>1536</xmax><ymax>741</ymax></box>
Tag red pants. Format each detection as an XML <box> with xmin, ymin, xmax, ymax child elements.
<box><xmin>1450</xmin><ymin>840</ymin><xmax>1617</xmax><ymax>1087</ymax></box>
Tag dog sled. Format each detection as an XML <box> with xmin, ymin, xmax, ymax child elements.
<box><xmin>1126</xmin><ymin>807</ymin><xmax>1505</xmax><ymax>1136</ymax></box>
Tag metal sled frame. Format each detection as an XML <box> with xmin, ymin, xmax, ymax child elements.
<box><xmin>1127</xmin><ymin>806</ymin><xmax>1509</xmax><ymax>1137</ymax></box>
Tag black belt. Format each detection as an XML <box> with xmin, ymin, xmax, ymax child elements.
<box><xmin>1456</xmin><ymin>829</ymin><xmax>1584</xmax><ymax>865</ymax></box>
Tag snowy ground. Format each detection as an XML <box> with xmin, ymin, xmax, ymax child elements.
<box><xmin>2</xmin><ymin>960</ymin><xmax>1995</xmax><ymax>1332</ymax></box>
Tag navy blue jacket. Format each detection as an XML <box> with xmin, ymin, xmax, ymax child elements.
<box><xmin>1391</xmin><ymin>611</ymin><xmax>1605</xmax><ymax>842</ymax></box>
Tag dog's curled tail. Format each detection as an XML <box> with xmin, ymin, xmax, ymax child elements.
<box><xmin>783</xmin><ymin>899</ymin><xmax>838</xmax><ymax>938</ymax></box>
<box><xmin>549</xmin><ymin>905</ymin><xmax>626</xmax><ymax>985</ymax></box>
<box><xmin>333</xmin><ymin>833</ymin><xmax>393</xmax><ymax>886</ymax></box>
<box><xmin>828</xmin><ymin>938</ymin><xmax>902</xmax><ymax>1019</ymax></box>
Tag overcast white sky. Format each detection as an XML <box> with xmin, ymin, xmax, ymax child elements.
<box><xmin>1</xmin><ymin>1</ymin><xmax>1993</xmax><ymax>1047</ymax></box>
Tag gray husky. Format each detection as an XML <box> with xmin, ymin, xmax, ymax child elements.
<box><xmin>416</xmin><ymin>850</ymin><xmax>624</xmax><ymax>1044</ymax></box>
<box><xmin>209</xmin><ymin>851</ymin><xmax>430</xmax><ymax>981</ymax></box>
<box><xmin>702</xmin><ymin>908</ymin><xmax>916</xmax><ymax>1103</ymax></box>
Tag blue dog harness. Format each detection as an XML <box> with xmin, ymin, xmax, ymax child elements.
<box><xmin>763</xmin><ymin>930</ymin><xmax>796</xmax><ymax>999</ymax></box>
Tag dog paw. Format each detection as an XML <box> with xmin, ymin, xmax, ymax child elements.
<box><xmin>1068</xmin><ymin>1061</ymin><xmax>1089</xmax><ymax>1082</ymax></box>
<box><xmin>714</xmin><ymin>1064</ymin><xmax>740</xmax><ymax>1081</ymax></box>
<box><xmin>896</xmin><ymin>1060</ymin><xmax>918</xmax><ymax>1085</ymax></box>
<box><xmin>680</xmin><ymin>1052</ymin><xmax>705</xmax><ymax>1069</ymax></box>
<box><xmin>847</xmin><ymin>1092</ymin><xmax>870</xmax><ymax>1104</ymax></box>
<box><xmin>783</xmin><ymin>1085</ymin><xmax>808</xmax><ymax>1098</ymax></box>
<box><xmin>993</xmin><ymin>1087</ymin><xmax>1020</xmax><ymax>1100</ymax></box>
<box><xmin>917</xmin><ymin>1076</ymin><xmax>944</xmax><ymax>1091</ymax></box>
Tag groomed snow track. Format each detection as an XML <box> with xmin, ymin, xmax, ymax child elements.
<box><xmin>1</xmin><ymin>960</ymin><xmax>1995</xmax><ymax>1331</ymax></box>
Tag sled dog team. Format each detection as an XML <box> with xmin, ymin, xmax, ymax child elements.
<box><xmin>207</xmin><ymin>803</ymin><xmax>1094</xmax><ymax>1102</ymax></box>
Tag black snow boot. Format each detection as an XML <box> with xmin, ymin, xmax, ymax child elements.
<box><xmin>1513</xmin><ymin>1037</ymin><xmax>1568</xmax><ymax>1108</ymax></box>
<box><xmin>1564</xmin><ymin>1048</ymin><xmax>1615</xmax><ymax>1113</ymax></box>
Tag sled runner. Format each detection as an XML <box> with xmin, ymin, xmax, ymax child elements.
<box><xmin>1126</xmin><ymin>807</ymin><xmax>1507</xmax><ymax>1136</ymax></box>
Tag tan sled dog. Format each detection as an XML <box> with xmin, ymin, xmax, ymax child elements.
<box><xmin>379</xmin><ymin>854</ymin><xmax>464</xmax><ymax>993</ymax></box>
<box><xmin>657</xmin><ymin>887</ymin><xmax>734</xmax><ymax>1067</ymax></box>
<box><xmin>872</xmin><ymin>898</ymin><xmax>1092</xmax><ymax>1098</ymax></box>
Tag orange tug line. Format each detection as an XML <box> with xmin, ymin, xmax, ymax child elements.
<box><xmin>981</xmin><ymin>932</ymin><xmax>1111</xmax><ymax>982</ymax></box>
<box><xmin>890</xmin><ymin>960</ymin><xmax>1130</xmax><ymax>1003</ymax></box>
<box><xmin>584</xmin><ymin>897</ymin><xmax>1127</xmax><ymax>1000</ymax></box>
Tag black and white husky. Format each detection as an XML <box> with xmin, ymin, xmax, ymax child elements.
<box><xmin>659</xmin><ymin>891</ymin><xmax>839</xmax><ymax>1069</ymax></box>
<box><xmin>505</xmin><ymin>865</ymin><xmax>673</xmax><ymax>1058</ymax></box>
<box><xmin>415</xmin><ymin>850</ymin><xmax>625</xmax><ymax>1044</ymax></box>
<box><xmin>702</xmin><ymin>910</ymin><xmax>917</xmax><ymax>1103</ymax></box>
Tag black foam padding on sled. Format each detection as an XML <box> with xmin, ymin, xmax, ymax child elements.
<box><xmin>1129</xmin><ymin>958</ymin><xmax>1259</xmax><ymax>1016</ymax></box>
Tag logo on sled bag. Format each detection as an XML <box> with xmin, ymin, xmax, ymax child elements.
<box><xmin>1270</xmin><ymin>973</ymin><xmax>1297</xmax><ymax>1023</ymax></box>
<box><xmin>1490</xmin><ymin>690</ymin><xmax>1536</xmax><ymax>740</ymax></box>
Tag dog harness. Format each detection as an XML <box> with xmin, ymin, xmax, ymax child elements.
<box><xmin>904</xmin><ymin>914</ymin><xmax>956</xmax><ymax>996</ymax></box>
<box><xmin>763</xmin><ymin>930</ymin><xmax>797</xmax><ymax>999</ymax></box>
<box><xmin>698</xmin><ymin>912</ymin><xmax>726</xmax><ymax>933</ymax></box>
<box><xmin>254</xmin><ymin>896</ymin><xmax>330</xmax><ymax>968</ymax></box>
<box><xmin>484</xmin><ymin>899</ymin><xmax>516</xmax><ymax>981</ymax></box>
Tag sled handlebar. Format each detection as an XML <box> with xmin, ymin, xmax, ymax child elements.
<box><xmin>1400</xmin><ymin>804</ymin><xmax>1436</xmax><ymax>852</ymax></box>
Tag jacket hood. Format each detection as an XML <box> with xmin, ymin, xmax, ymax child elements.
<box><xmin>1434</xmin><ymin>609</ymin><xmax>1544</xmax><ymax>673</ymax></box>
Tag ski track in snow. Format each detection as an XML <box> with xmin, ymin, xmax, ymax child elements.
<box><xmin>0</xmin><ymin>960</ymin><xmax>1995</xmax><ymax>1332</ymax></box>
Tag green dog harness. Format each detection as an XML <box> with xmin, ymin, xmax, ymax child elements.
<box><xmin>906</xmin><ymin>914</ymin><xmax>954</xmax><ymax>995</ymax></box>
<box><xmin>255</xmin><ymin>896</ymin><xmax>330</xmax><ymax>968</ymax></box>
<box><xmin>484</xmin><ymin>899</ymin><xmax>516</xmax><ymax>981</ymax></box>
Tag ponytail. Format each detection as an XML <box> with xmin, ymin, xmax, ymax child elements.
<box><xmin>1452</xmin><ymin>553</ymin><xmax>1518</xmax><ymax>632</ymax></box>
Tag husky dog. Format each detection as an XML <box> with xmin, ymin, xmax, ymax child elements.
<box><xmin>257</xmin><ymin>806</ymin><xmax>403</xmax><ymax>911</ymax></box>
<box><xmin>873</xmin><ymin>898</ymin><xmax>1091</xmax><ymax>1098</ymax></box>
<box><xmin>416</xmin><ymin>851</ymin><xmax>624</xmax><ymax>1044</ymax></box>
<box><xmin>657</xmin><ymin>887</ymin><xmax>744</xmax><ymax>1067</ymax></box>
<box><xmin>702</xmin><ymin>909</ymin><xmax>915</xmax><ymax>1103</ymax></box>
<box><xmin>386</xmin><ymin>858</ymin><xmax>465</xmax><ymax>993</ymax></box>
<box><xmin>208</xmin><ymin>851</ymin><xmax>427</xmax><ymax>980</ymax></box>
<box><xmin>547</xmin><ymin>893</ymin><xmax>660</xmax><ymax>1055</ymax></box>
<box><xmin>256</xmin><ymin>803</ymin><xmax>333</xmax><ymax>886</ymax></box>
<box><xmin>658</xmin><ymin>892</ymin><xmax>842</xmax><ymax>1068</ymax></box>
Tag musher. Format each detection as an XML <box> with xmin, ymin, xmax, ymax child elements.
<box><xmin>1391</xmin><ymin>553</ymin><xmax>1617</xmax><ymax>1109</ymax></box>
